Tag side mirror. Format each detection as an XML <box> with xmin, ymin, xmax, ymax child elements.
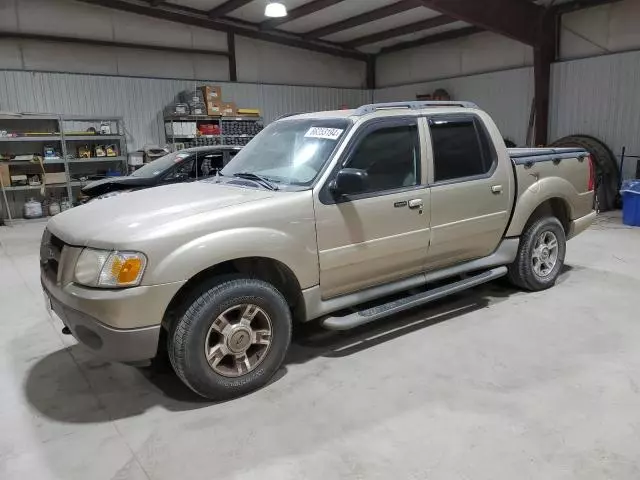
<box><xmin>329</xmin><ymin>168</ymin><xmax>369</xmax><ymax>196</ymax></box>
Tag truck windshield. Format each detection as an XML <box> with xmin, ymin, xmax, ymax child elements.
<box><xmin>220</xmin><ymin>118</ymin><xmax>351</xmax><ymax>186</ymax></box>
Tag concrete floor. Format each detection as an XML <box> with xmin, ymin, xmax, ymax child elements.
<box><xmin>0</xmin><ymin>213</ymin><xmax>639</xmax><ymax>479</ymax></box>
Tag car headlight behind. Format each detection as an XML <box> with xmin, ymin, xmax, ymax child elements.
<box><xmin>75</xmin><ymin>249</ymin><xmax>147</xmax><ymax>287</ymax></box>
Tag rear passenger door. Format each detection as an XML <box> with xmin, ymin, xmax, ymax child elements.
<box><xmin>425</xmin><ymin>114</ymin><xmax>512</xmax><ymax>269</ymax></box>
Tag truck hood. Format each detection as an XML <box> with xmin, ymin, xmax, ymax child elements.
<box><xmin>48</xmin><ymin>181</ymin><xmax>275</xmax><ymax>247</ymax></box>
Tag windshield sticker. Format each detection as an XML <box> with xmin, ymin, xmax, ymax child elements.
<box><xmin>305</xmin><ymin>127</ymin><xmax>344</xmax><ymax>140</ymax></box>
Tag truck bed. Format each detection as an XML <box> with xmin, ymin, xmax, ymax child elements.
<box><xmin>508</xmin><ymin>147</ymin><xmax>587</xmax><ymax>164</ymax></box>
<box><xmin>505</xmin><ymin>146</ymin><xmax>593</xmax><ymax>238</ymax></box>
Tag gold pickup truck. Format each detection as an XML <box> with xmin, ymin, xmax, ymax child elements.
<box><xmin>41</xmin><ymin>101</ymin><xmax>596</xmax><ymax>400</ymax></box>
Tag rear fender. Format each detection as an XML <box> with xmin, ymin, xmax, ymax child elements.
<box><xmin>506</xmin><ymin>176</ymin><xmax>581</xmax><ymax>237</ymax></box>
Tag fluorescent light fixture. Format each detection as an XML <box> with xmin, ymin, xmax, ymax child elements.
<box><xmin>265</xmin><ymin>1</ymin><xmax>287</xmax><ymax>18</ymax></box>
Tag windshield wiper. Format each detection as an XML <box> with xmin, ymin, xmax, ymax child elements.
<box><xmin>233</xmin><ymin>172</ymin><xmax>279</xmax><ymax>191</ymax></box>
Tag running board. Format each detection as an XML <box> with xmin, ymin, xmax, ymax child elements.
<box><xmin>321</xmin><ymin>267</ymin><xmax>507</xmax><ymax>331</ymax></box>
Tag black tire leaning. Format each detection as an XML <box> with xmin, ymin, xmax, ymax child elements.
<box><xmin>508</xmin><ymin>216</ymin><xmax>566</xmax><ymax>291</ymax></box>
<box><xmin>168</xmin><ymin>277</ymin><xmax>292</xmax><ymax>400</ymax></box>
<box><xmin>550</xmin><ymin>134</ymin><xmax>619</xmax><ymax>211</ymax></box>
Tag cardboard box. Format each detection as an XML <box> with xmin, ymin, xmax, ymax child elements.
<box><xmin>11</xmin><ymin>174</ymin><xmax>28</xmax><ymax>186</ymax></box>
<box><xmin>201</xmin><ymin>86</ymin><xmax>222</xmax><ymax>103</ymax></box>
<box><xmin>221</xmin><ymin>102</ymin><xmax>237</xmax><ymax>117</ymax></box>
<box><xmin>44</xmin><ymin>172</ymin><xmax>67</xmax><ymax>185</ymax></box>
<box><xmin>208</xmin><ymin>102</ymin><xmax>223</xmax><ymax>116</ymax></box>
<box><xmin>0</xmin><ymin>164</ymin><xmax>10</xmax><ymax>188</ymax></box>
<box><xmin>201</xmin><ymin>86</ymin><xmax>223</xmax><ymax>116</ymax></box>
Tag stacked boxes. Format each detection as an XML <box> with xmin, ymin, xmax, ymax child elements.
<box><xmin>201</xmin><ymin>86</ymin><xmax>222</xmax><ymax>116</ymax></box>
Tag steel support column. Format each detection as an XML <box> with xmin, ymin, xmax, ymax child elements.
<box><xmin>533</xmin><ymin>13</ymin><xmax>557</xmax><ymax>146</ymax></box>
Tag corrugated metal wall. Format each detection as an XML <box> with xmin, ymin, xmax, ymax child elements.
<box><xmin>4</xmin><ymin>50</ymin><xmax>640</xmax><ymax>180</ymax></box>
<box><xmin>374</xmin><ymin>67</ymin><xmax>535</xmax><ymax>146</ymax></box>
<box><xmin>0</xmin><ymin>70</ymin><xmax>372</xmax><ymax>151</ymax></box>
<box><xmin>550</xmin><ymin>50</ymin><xmax>640</xmax><ymax>179</ymax></box>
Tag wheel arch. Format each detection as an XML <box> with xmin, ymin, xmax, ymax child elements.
<box><xmin>525</xmin><ymin>198</ymin><xmax>571</xmax><ymax>234</ymax></box>
<box><xmin>507</xmin><ymin>195</ymin><xmax>572</xmax><ymax>238</ymax></box>
<box><xmin>162</xmin><ymin>256</ymin><xmax>306</xmax><ymax>332</ymax></box>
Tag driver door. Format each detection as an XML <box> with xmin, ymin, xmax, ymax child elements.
<box><xmin>314</xmin><ymin>117</ymin><xmax>431</xmax><ymax>299</ymax></box>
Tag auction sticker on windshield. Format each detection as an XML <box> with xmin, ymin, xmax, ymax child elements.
<box><xmin>305</xmin><ymin>127</ymin><xmax>344</xmax><ymax>140</ymax></box>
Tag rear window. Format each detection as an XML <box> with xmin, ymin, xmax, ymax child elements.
<box><xmin>430</xmin><ymin>116</ymin><xmax>495</xmax><ymax>182</ymax></box>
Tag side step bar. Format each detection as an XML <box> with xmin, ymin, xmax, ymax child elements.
<box><xmin>321</xmin><ymin>267</ymin><xmax>507</xmax><ymax>331</ymax></box>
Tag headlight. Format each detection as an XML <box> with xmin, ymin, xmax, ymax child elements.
<box><xmin>75</xmin><ymin>249</ymin><xmax>147</xmax><ymax>288</ymax></box>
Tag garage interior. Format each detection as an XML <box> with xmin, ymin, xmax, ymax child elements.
<box><xmin>1</xmin><ymin>0</ymin><xmax>640</xmax><ymax>478</ymax></box>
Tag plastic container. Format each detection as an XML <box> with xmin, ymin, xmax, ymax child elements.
<box><xmin>48</xmin><ymin>201</ymin><xmax>61</xmax><ymax>216</ymax></box>
<box><xmin>128</xmin><ymin>151</ymin><xmax>144</xmax><ymax>167</ymax></box>
<box><xmin>23</xmin><ymin>198</ymin><xmax>43</xmax><ymax>219</ymax></box>
<box><xmin>189</xmin><ymin>100</ymin><xmax>206</xmax><ymax>116</ymax></box>
<box><xmin>165</xmin><ymin>103</ymin><xmax>189</xmax><ymax>116</ymax></box>
<box><xmin>621</xmin><ymin>180</ymin><xmax>640</xmax><ymax>227</ymax></box>
<box><xmin>181</xmin><ymin>89</ymin><xmax>205</xmax><ymax>104</ymax></box>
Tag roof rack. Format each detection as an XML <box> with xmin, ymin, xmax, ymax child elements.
<box><xmin>353</xmin><ymin>101</ymin><xmax>478</xmax><ymax>116</ymax></box>
<box><xmin>275</xmin><ymin>112</ymin><xmax>307</xmax><ymax>121</ymax></box>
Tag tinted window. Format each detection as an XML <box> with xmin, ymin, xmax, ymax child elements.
<box><xmin>346</xmin><ymin>124</ymin><xmax>420</xmax><ymax>194</ymax></box>
<box><xmin>430</xmin><ymin>117</ymin><xmax>494</xmax><ymax>182</ymax></box>
<box><xmin>164</xmin><ymin>159</ymin><xmax>194</xmax><ymax>181</ymax></box>
<box><xmin>198</xmin><ymin>153</ymin><xmax>224</xmax><ymax>177</ymax></box>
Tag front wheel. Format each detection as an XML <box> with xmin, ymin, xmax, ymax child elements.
<box><xmin>508</xmin><ymin>216</ymin><xmax>566</xmax><ymax>291</ymax></box>
<box><xmin>168</xmin><ymin>277</ymin><xmax>292</xmax><ymax>400</ymax></box>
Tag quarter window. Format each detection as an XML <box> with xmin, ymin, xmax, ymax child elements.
<box><xmin>430</xmin><ymin>117</ymin><xmax>495</xmax><ymax>182</ymax></box>
<box><xmin>346</xmin><ymin>124</ymin><xmax>420</xmax><ymax>194</ymax></box>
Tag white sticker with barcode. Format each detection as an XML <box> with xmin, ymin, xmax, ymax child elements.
<box><xmin>305</xmin><ymin>127</ymin><xmax>344</xmax><ymax>140</ymax></box>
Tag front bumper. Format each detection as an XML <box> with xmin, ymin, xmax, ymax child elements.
<box><xmin>41</xmin><ymin>272</ymin><xmax>184</xmax><ymax>362</ymax></box>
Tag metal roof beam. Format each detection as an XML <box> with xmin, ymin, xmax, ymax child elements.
<box><xmin>208</xmin><ymin>0</ymin><xmax>254</xmax><ymax>19</ymax></box>
<box><xmin>261</xmin><ymin>0</ymin><xmax>347</xmax><ymax>30</ymax></box>
<box><xmin>416</xmin><ymin>0</ymin><xmax>542</xmax><ymax>45</ymax></box>
<box><xmin>0</xmin><ymin>31</ymin><xmax>230</xmax><ymax>56</ymax></box>
<box><xmin>378</xmin><ymin>25</ymin><xmax>482</xmax><ymax>54</ymax></box>
<box><xmin>552</xmin><ymin>0</ymin><xmax>621</xmax><ymax>14</ymax></box>
<box><xmin>305</xmin><ymin>0</ymin><xmax>421</xmax><ymax>39</ymax></box>
<box><xmin>75</xmin><ymin>0</ymin><xmax>367</xmax><ymax>60</ymax></box>
<box><xmin>345</xmin><ymin>15</ymin><xmax>456</xmax><ymax>48</ymax></box>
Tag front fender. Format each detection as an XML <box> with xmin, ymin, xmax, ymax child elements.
<box><xmin>146</xmin><ymin>227</ymin><xmax>319</xmax><ymax>288</ymax></box>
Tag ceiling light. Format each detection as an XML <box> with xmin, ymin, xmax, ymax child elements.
<box><xmin>265</xmin><ymin>1</ymin><xmax>287</xmax><ymax>18</ymax></box>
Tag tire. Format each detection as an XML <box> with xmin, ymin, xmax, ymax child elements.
<box><xmin>508</xmin><ymin>216</ymin><xmax>566</xmax><ymax>291</ymax></box>
<box><xmin>168</xmin><ymin>277</ymin><xmax>292</xmax><ymax>400</ymax></box>
<box><xmin>550</xmin><ymin>134</ymin><xmax>619</xmax><ymax>211</ymax></box>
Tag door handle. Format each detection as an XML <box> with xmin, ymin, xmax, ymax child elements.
<box><xmin>491</xmin><ymin>185</ymin><xmax>503</xmax><ymax>194</ymax></box>
<box><xmin>408</xmin><ymin>199</ymin><xmax>423</xmax><ymax>209</ymax></box>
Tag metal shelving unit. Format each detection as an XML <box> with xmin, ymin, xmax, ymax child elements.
<box><xmin>0</xmin><ymin>135</ymin><xmax>62</xmax><ymax>142</ymax></box>
<box><xmin>164</xmin><ymin>115</ymin><xmax>263</xmax><ymax>150</ymax></box>
<box><xmin>1</xmin><ymin>113</ymin><xmax>127</xmax><ymax>224</ymax></box>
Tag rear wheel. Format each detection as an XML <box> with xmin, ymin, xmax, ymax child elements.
<box><xmin>168</xmin><ymin>277</ymin><xmax>292</xmax><ymax>400</ymax></box>
<box><xmin>508</xmin><ymin>216</ymin><xmax>566</xmax><ymax>291</ymax></box>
